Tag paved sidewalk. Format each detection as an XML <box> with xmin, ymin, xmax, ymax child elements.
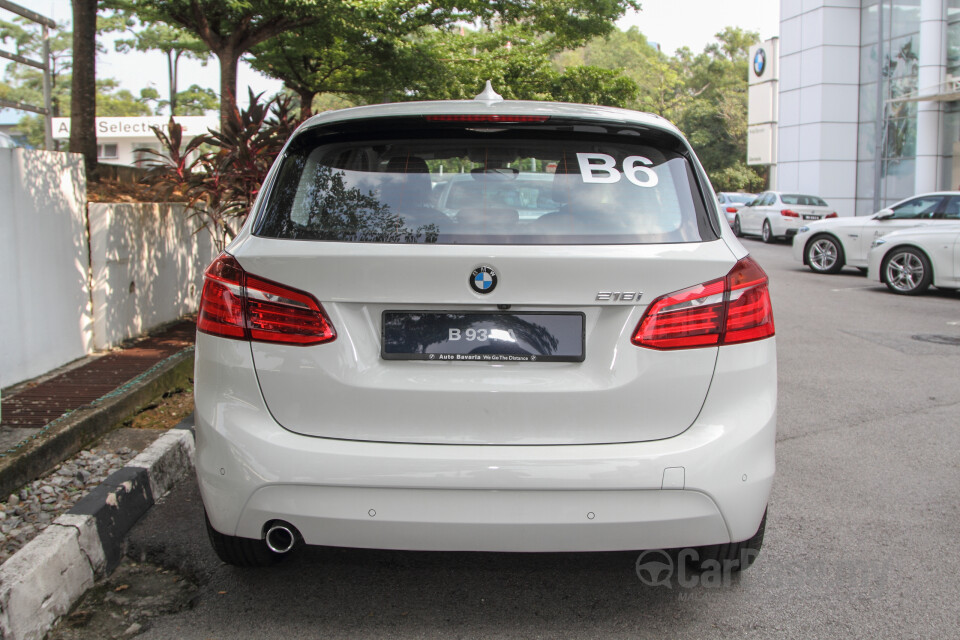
<box><xmin>1</xmin><ymin>320</ymin><xmax>195</xmax><ymax>451</ymax></box>
<box><xmin>0</xmin><ymin>320</ymin><xmax>196</xmax><ymax>501</ymax></box>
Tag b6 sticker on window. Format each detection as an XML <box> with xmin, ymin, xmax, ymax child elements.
<box><xmin>576</xmin><ymin>153</ymin><xmax>659</xmax><ymax>188</ymax></box>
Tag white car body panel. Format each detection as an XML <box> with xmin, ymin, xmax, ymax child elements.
<box><xmin>867</xmin><ymin>225</ymin><xmax>960</xmax><ymax>288</ymax></box>
<box><xmin>230</xmin><ymin>238</ymin><xmax>735</xmax><ymax>445</ymax></box>
<box><xmin>196</xmin><ymin>97</ymin><xmax>775</xmax><ymax>553</ymax></box>
<box><xmin>794</xmin><ymin>192</ymin><xmax>960</xmax><ymax>270</ymax></box>
<box><xmin>195</xmin><ymin>333</ymin><xmax>775</xmax><ymax>551</ymax></box>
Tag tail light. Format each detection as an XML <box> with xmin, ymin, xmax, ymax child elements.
<box><xmin>632</xmin><ymin>256</ymin><xmax>775</xmax><ymax>350</ymax></box>
<box><xmin>726</xmin><ymin>207</ymin><xmax>738</xmax><ymax>213</ymax></box>
<box><xmin>825</xmin><ymin>212</ymin><xmax>838</xmax><ymax>218</ymax></box>
<box><xmin>198</xmin><ymin>254</ymin><xmax>336</xmax><ymax>346</ymax></box>
<box><xmin>780</xmin><ymin>209</ymin><xmax>799</xmax><ymax>218</ymax></box>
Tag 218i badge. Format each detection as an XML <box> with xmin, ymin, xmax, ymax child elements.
<box><xmin>470</xmin><ymin>266</ymin><xmax>498</xmax><ymax>294</ymax></box>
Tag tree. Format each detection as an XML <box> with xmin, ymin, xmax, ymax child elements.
<box><xmin>103</xmin><ymin>0</ymin><xmax>335</xmax><ymax>129</ymax></box>
<box><xmin>71</xmin><ymin>0</ymin><xmax>98</xmax><ymax>178</ymax></box>
<box><xmin>112</xmin><ymin>20</ymin><xmax>211</xmax><ymax>115</ymax></box>
<box><xmin>248</xmin><ymin>20</ymin><xmax>400</xmax><ymax>118</ymax></box>
<box><xmin>95</xmin><ymin>78</ymin><xmax>153</xmax><ymax>116</ymax></box>
<box><xmin>674</xmin><ymin>27</ymin><xmax>764</xmax><ymax>190</ymax></box>
<box><xmin>555</xmin><ymin>27</ymin><xmax>687</xmax><ymax>117</ymax></box>
<box><xmin>165</xmin><ymin>83</ymin><xmax>219</xmax><ymax>115</ymax></box>
<box><xmin>151</xmin><ymin>0</ymin><xmax>642</xmax><ymax>121</ymax></box>
<box><xmin>0</xmin><ymin>17</ymin><xmax>73</xmax><ymax>121</ymax></box>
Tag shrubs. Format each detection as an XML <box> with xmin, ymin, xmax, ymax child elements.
<box><xmin>141</xmin><ymin>89</ymin><xmax>300</xmax><ymax>249</ymax></box>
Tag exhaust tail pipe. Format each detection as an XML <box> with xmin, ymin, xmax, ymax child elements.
<box><xmin>265</xmin><ymin>522</ymin><xmax>299</xmax><ymax>554</ymax></box>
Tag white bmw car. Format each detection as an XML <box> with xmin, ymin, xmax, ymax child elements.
<box><xmin>794</xmin><ymin>192</ymin><xmax>960</xmax><ymax>274</ymax></box>
<box><xmin>194</xmin><ymin>87</ymin><xmax>776</xmax><ymax>569</ymax></box>
<box><xmin>733</xmin><ymin>191</ymin><xmax>835</xmax><ymax>242</ymax></box>
<box><xmin>867</xmin><ymin>224</ymin><xmax>960</xmax><ymax>295</ymax></box>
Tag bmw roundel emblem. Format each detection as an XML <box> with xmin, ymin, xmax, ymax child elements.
<box><xmin>753</xmin><ymin>48</ymin><xmax>766</xmax><ymax>77</ymax></box>
<box><xmin>470</xmin><ymin>266</ymin><xmax>498</xmax><ymax>294</ymax></box>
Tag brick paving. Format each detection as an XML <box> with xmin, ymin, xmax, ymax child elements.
<box><xmin>1</xmin><ymin>320</ymin><xmax>196</xmax><ymax>429</ymax></box>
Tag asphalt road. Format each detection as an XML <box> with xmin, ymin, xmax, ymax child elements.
<box><xmin>114</xmin><ymin>239</ymin><xmax>960</xmax><ymax>639</ymax></box>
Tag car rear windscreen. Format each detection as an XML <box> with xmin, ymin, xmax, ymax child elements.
<box><xmin>254</xmin><ymin>123</ymin><xmax>715</xmax><ymax>245</ymax></box>
<box><xmin>781</xmin><ymin>194</ymin><xmax>828</xmax><ymax>207</ymax></box>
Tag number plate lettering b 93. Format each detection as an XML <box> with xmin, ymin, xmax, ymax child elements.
<box><xmin>382</xmin><ymin>312</ymin><xmax>585</xmax><ymax>363</ymax></box>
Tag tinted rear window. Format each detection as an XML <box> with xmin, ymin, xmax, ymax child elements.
<box><xmin>781</xmin><ymin>194</ymin><xmax>828</xmax><ymax>207</ymax></box>
<box><xmin>255</xmin><ymin>121</ymin><xmax>715</xmax><ymax>245</ymax></box>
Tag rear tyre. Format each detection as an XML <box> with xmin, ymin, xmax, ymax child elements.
<box><xmin>882</xmin><ymin>247</ymin><xmax>932</xmax><ymax>295</ymax></box>
<box><xmin>689</xmin><ymin>510</ymin><xmax>766</xmax><ymax>573</ymax></box>
<box><xmin>761</xmin><ymin>219</ymin><xmax>775</xmax><ymax>243</ymax></box>
<box><xmin>205</xmin><ymin>512</ymin><xmax>283</xmax><ymax>567</ymax></box>
<box><xmin>805</xmin><ymin>234</ymin><xmax>845</xmax><ymax>274</ymax></box>
<box><xmin>732</xmin><ymin>215</ymin><xmax>742</xmax><ymax>237</ymax></box>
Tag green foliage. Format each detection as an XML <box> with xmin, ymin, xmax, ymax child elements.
<box><xmin>107</xmin><ymin>16</ymin><xmax>212</xmax><ymax>115</ymax></box>
<box><xmin>1</xmin><ymin>17</ymin><xmax>73</xmax><ymax>117</ymax></box>
<box><xmin>553</xmin><ymin>25</ymin><xmax>766</xmax><ymax>190</ymax></box>
<box><xmin>673</xmin><ymin>27</ymin><xmax>765</xmax><ymax>190</ymax></box>
<box><xmin>244</xmin><ymin>1</ymin><xmax>640</xmax><ymax>114</ymax></box>
<box><xmin>167</xmin><ymin>84</ymin><xmax>219</xmax><ymax>115</ymax></box>
<box><xmin>2</xmin><ymin>15</ymin><xmax>156</xmax><ymax>145</ymax></box>
<box><xmin>141</xmin><ymin>90</ymin><xmax>301</xmax><ymax>248</ymax></box>
<box><xmin>555</xmin><ymin>27</ymin><xmax>686</xmax><ymax>116</ymax></box>
<box><xmin>710</xmin><ymin>161</ymin><xmax>767</xmax><ymax>193</ymax></box>
<box><xmin>96</xmin><ymin>79</ymin><xmax>153</xmax><ymax>116</ymax></box>
<box><xmin>112</xmin><ymin>20</ymin><xmax>208</xmax><ymax>60</ymax></box>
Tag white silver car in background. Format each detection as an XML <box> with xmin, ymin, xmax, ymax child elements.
<box><xmin>194</xmin><ymin>89</ymin><xmax>776</xmax><ymax>569</ymax></box>
<box><xmin>734</xmin><ymin>191</ymin><xmax>835</xmax><ymax>242</ymax></box>
<box><xmin>717</xmin><ymin>191</ymin><xmax>757</xmax><ymax>226</ymax></box>
<box><xmin>868</xmin><ymin>224</ymin><xmax>960</xmax><ymax>295</ymax></box>
<box><xmin>794</xmin><ymin>192</ymin><xmax>960</xmax><ymax>275</ymax></box>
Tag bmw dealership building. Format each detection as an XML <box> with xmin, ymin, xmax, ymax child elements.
<box><xmin>760</xmin><ymin>0</ymin><xmax>960</xmax><ymax>217</ymax></box>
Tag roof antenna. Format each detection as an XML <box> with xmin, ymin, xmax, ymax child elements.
<box><xmin>474</xmin><ymin>80</ymin><xmax>503</xmax><ymax>103</ymax></box>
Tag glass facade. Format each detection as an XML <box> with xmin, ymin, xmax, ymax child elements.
<box><xmin>853</xmin><ymin>0</ymin><xmax>960</xmax><ymax>215</ymax></box>
<box><xmin>944</xmin><ymin>1</ymin><xmax>960</xmax><ymax>191</ymax></box>
<box><xmin>857</xmin><ymin>0</ymin><xmax>921</xmax><ymax>215</ymax></box>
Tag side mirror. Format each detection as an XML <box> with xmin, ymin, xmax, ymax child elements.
<box><xmin>874</xmin><ymin>208</ymin><xmax>894</xmax><ymax>220</ymax></box>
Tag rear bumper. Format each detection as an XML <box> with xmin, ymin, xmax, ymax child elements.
<box><xmin>194</xmin><ymin>334</ymin><xmax>777</xmax><ymax>552</ymax></box>
<box><xmin>769</xmin><ymin>216</ymin><xmax>802</xmax><ymax>237</ymax></box>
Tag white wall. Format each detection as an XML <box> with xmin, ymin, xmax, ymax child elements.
<box><xmin>88</xmin><ymin>203</ymin><xmax>216</xmax><ymax>350</ymax></box>
<box><xmin>778</xmin><ymin>0</ymin><xmax>861</xmax><ymax>217</ymax></box>
<box><xmin>0</xmin><ymin>149</ymin><xmax>92</xmax><ymax>388</ymax></box>
<box><xmin>1</xmin><ymin>150</ymin><xmax>218</xmax><ymax>388</ymax></box>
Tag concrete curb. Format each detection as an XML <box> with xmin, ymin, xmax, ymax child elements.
<box><xmin>0</xmin><ymin>348</ymin><xmax>194</xmax><ymax>500</ymax></box>
<box><xmin>0</xmin><ymin>418</ymin><xmax>196</xmax><ymax>640</ymax></box>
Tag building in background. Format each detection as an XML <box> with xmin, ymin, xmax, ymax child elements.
<box><xmin>776</xmin><ymin>0</ymin><xmax>960</xmax><ymax>217</ymax></box>
<box><xmin>51</xmin><ymin>115</ymin><xmax>217</xmax><ymax>167</ymax></box>
<box><xmin>748</xmin><ymin>37</ymin><xmax>780</xmax><ymax>188</ymax></box>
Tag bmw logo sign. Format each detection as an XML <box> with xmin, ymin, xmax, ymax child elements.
<box><xmin>753</xmin><ymin>48</ymin><xmax>766</xmax><ymax>77</ymax></box>
<box><xmin>470</xmin><ymin>266</ymin><xmax>498</xmax><ymax>294</ymax></box>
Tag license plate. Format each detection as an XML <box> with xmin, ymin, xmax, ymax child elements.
<box><xmin>381</xmin><ymin>311</ymin><xmax>585</xmax><ymax>362</ymax></box>
<box><xmin>803</xmin><ymin>214</ymin><xmax>820</xmax><ymax>220</ymax></box>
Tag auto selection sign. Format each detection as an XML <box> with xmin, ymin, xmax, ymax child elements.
<box><xmin>51</xmin><ymin>116</ymin><xmax>218</xmax><ymax>139</ymax></box>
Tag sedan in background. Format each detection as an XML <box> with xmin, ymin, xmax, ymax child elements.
<box><xmin>867</xmin><ymin>224</ymin><xmax>960</xmax><ymax>295</ymax></box>
<box><xmin>734</xmin><ymin>192</ymin><xmax>835</xmax><ymax>242</ymax></box>
<box><xmin>794</xmin><ymin>192</ymin><xmax>960</xmax><ymax>275</ymax></box>
<box><xmin>717</xmin><ymin>192</ymin><xmax>756</xmax><ymax>225</ymax></box>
